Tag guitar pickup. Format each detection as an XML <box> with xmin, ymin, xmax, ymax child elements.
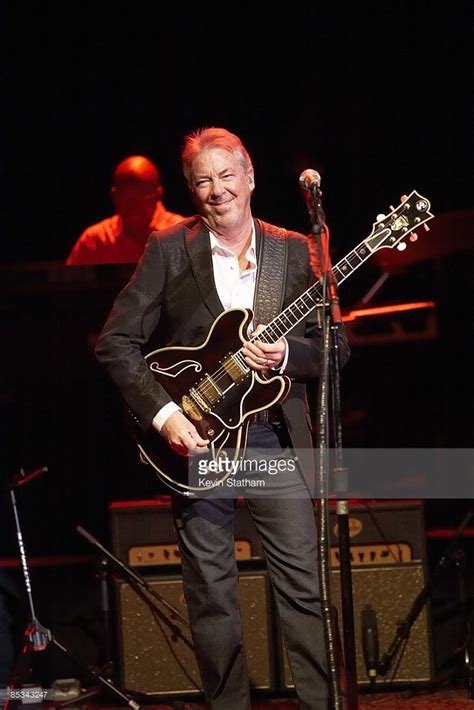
<box><xmin>222</xmin><ymin>354</ymin><xmax>248</xmax><ymax>382</ymax></box>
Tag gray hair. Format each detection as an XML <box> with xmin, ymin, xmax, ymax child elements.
<box><xmin>181</xmin><ymin>127</ymin><xmax>253</xmax><ymax>184</ymax></box>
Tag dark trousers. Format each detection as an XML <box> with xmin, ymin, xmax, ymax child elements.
<box><xmin>172</xmin><ymin>423</ymin><xmax>328</xmax><ymax>709</ymax></box>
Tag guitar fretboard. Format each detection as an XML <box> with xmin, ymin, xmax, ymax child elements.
<box><xmin>249</xmin><ymin>240</ymin><xmax>372</xmax><ymax>346</ymax></box>
<box><xmin>231</xmin><ymin>188</ymin><xmax>434</xmax><ymax>368</ymax></box>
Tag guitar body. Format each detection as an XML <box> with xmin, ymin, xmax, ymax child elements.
<box><xmin>137</xmin><ymin>308</ymin><xmax>291</xmax><ymax>494</ymax></box>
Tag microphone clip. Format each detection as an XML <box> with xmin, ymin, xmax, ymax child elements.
<box><xmin>299</xmin><ymin>170</ymin><xmax>325</xmax><ymax>235</ymax></box>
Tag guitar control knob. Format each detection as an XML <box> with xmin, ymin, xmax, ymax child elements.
<box><xmin>396</xmin><ymin>242</ymin><xmax>407</xmax><ymax>251</ymax></box>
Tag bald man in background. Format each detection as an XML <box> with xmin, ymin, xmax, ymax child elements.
<box><xmin>66</xmin><ymin>156</ymin><xmax>185</xmax><ymax>265</ymax></box>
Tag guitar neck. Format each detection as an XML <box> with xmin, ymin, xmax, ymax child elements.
<box><xmin>252</xmin><ymin>240</ymin><xmax>372</xmax><ymax>345</ymax></box>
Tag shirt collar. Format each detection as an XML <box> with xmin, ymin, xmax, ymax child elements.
<box><xmin>209</xmin><ymin>224</ymin><xmax>256</xmax><ymax>265</ymax></box>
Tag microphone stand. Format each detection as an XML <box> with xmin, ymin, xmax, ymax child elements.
<box><xmin>75</xmin><ymin>527</ymin><xmax>200</xmax><ymax>704</ymax></box>
<box><xmin>302</xmin><ymin>181</ymin><xmax>357</xmax><ymax>709</ymax></box>
<box><xmin>6</xmin><ymin>468</ymin><xmax>140</xmax><ymax>710</ymax></box>
<box><xmin>75</xmin><ymin>526</ymin><xmax>191</xmax><ymax>630</ymax></box>
<box><xmin>377</xmin><ymin>508</ymin><xmax>473</xmax><ymax>684</ymax></box>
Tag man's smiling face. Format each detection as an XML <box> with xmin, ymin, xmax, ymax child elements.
<box><xmin>189</xmin><ymin>147</ymin><xmax>254</xmax><ymax>236</ymax></box>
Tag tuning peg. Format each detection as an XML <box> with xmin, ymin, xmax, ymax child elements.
<box><xmin>409</xmin><ymin>232</ymin><xmax>418</xmax><ymax>242</ymax></box>
<box><xmin>376</xmin><ymin>213</ymin><xmax>386</xmax><ymax>222</ymax></box>
<box><xmin>423</xmin><ymin>223</ymin><xmax>430</xmax><ymax>232</ymax></box>
<box><xmin>389</xmin><ymin>205</ymin><xmax>396</xmax><ymax>211</ymax></box>
<box><xmin>396</xmin><ymin>242</ymin><xmax>407</xmax><ymax>251</ymax></box>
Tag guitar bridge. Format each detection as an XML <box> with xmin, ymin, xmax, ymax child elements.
<box><xmin>182</xmin><ymin>395</ymin><xmax>203</xmax><ymax>421</ymax></box>
<box><xmin>189</xmin><ymin>387</ymin><xmax>210</xmax><ymax>413</ymax></box>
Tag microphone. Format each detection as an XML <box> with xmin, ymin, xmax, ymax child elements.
<box><xmin>10</xmin><ymin>466</ymin><xmax>48</xmax><ymax>488</ymax></box>
<box><xmin>299</xmin><ymin>168</ymin><xmax>321</xmax><ymax>191</ymax></box>
<box><xmin>361</xmin><ymin>605</ymin><xmax>379</xmax><ymax>685</ymax></box>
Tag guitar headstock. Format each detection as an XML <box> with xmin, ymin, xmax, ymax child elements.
<box><xmin>364</xmin><ymin>190</ymin><xmax>434</xmax><ymax>253</ymax></box>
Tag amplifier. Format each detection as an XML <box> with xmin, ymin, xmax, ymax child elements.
<box><xmin>110</xmin><ymin>498</ymin><xmax>433</xmax><ymax>691</ymax></box>
<box><xmin>280</xmin><ymin>500</ymin><xmax>433</xmax><ymax>688</ymax></box>
<box><xmin>327</xmin><ymin>500</ymin><xmax>427</xmax><ymax>563</ymax></box>
<box><xmin>109</xmin><ymin>497</ymin><xmax>263</xmax><ymax>566</ymax></box>
<box><xmin>115</xmin><ymin>570</ymin><xmax>274</xmax><ymax>695</ymax></box>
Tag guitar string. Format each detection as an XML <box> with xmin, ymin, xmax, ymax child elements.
<box><xmin>196</xmin><ymin>289</ymin><xmax>320</xmax><ymax>401</ymax></box>
<box><xmin>194</xmin><ymin>203</ymin><xmax>427</xmax><ymax>402</ymax></box>
<box><xmin>194</xmin><ymin>239</ymin><xmax>372</xmax><ymax>400</ymax></box>
<box><xmin>195</xmin><ymin>242</ymin><xmax>369</xmax><ymax>401</ymax></box>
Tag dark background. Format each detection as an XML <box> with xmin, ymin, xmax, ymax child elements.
<box><xmin>1</xmin><ymin>2</ymin><xmax>472</xmax><ymax>562</ymax></box>
<box><xmin>2</xmin><ymin>3</ymin><xmax>472</xmax><ymax>261</ymax></box>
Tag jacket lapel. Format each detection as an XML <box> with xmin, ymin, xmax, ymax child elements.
<box><xmin>184</xmin><ymin>220</ymin><xmax>224</xmax><ymax>318</ymax></box>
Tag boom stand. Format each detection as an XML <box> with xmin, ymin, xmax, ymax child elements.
<box><xmin>75</xmin><ymin>525</ymin><xmax>191</xmax><ymax>631</ymax></box>
<box><xmin>302</xmin><ymin>178</ymin><xmax>358</xmax><ymax>710</ymax></box>
<box><xmin>75</xmin><ymin>526</ymin><xmax>200</xmax><ymax>699</ymax></box>
<box><xmin>7</xmin><ymin>472</ymin><xmax>140</xmax><ymax>710</ymax></box>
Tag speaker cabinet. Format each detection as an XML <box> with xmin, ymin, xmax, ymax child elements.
<box><xmin>109</xmin><ymin>498</ymin><xmax>263</xmax><ymax>567</ymax></box>
<box><xmin>111</xmin><ymin>499</ymin><xmax>433</xmax><ymax>693</ymax></box>
<box><xmin>281</xmin><ymin>501</ymin><xmax>433</xmax><ymax>688</ymax></box>
<box><xmin>115</xmin><ymin>570</ymin><xmax>274</xmax><ymax>696</ymax></box>
<box><xmin>335</xmin><ymin>564</ymin><xmax>432</xmax><ymax>684</ymax></box>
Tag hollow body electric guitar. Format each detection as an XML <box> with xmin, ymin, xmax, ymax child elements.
<box><xmin>137</xmin><ymin>191</ymin><xmax>434</xmax><ymax>495</ymax></box>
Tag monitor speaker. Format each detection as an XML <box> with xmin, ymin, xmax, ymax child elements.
<box><xmin>115</xmin><ymin>569</ymin><xmax>274</xmax><ymax>696</ymax></box>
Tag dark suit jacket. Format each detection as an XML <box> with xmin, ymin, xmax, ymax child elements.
<box><xmin>95</xmin><ymin>216</ymin><xmax>350</xmax><ymax>454</ymax></box>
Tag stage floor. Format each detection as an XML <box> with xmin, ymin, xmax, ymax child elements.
<box><xmin>27</xmin><ymin>686</ymin><xmax>472</xmax><ymax>710</ymax></box>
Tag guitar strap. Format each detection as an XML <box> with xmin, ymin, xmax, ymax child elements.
<box><xmin>253</xmin><ymin>219</ymin><xmax>289</xmax><ymax>326</ymax></box>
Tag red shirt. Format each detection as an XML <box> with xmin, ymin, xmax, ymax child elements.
<box><xmin>66</xmin><ymin>202</ymin><xmax>185</xmax><ymax>265</ymax></box>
